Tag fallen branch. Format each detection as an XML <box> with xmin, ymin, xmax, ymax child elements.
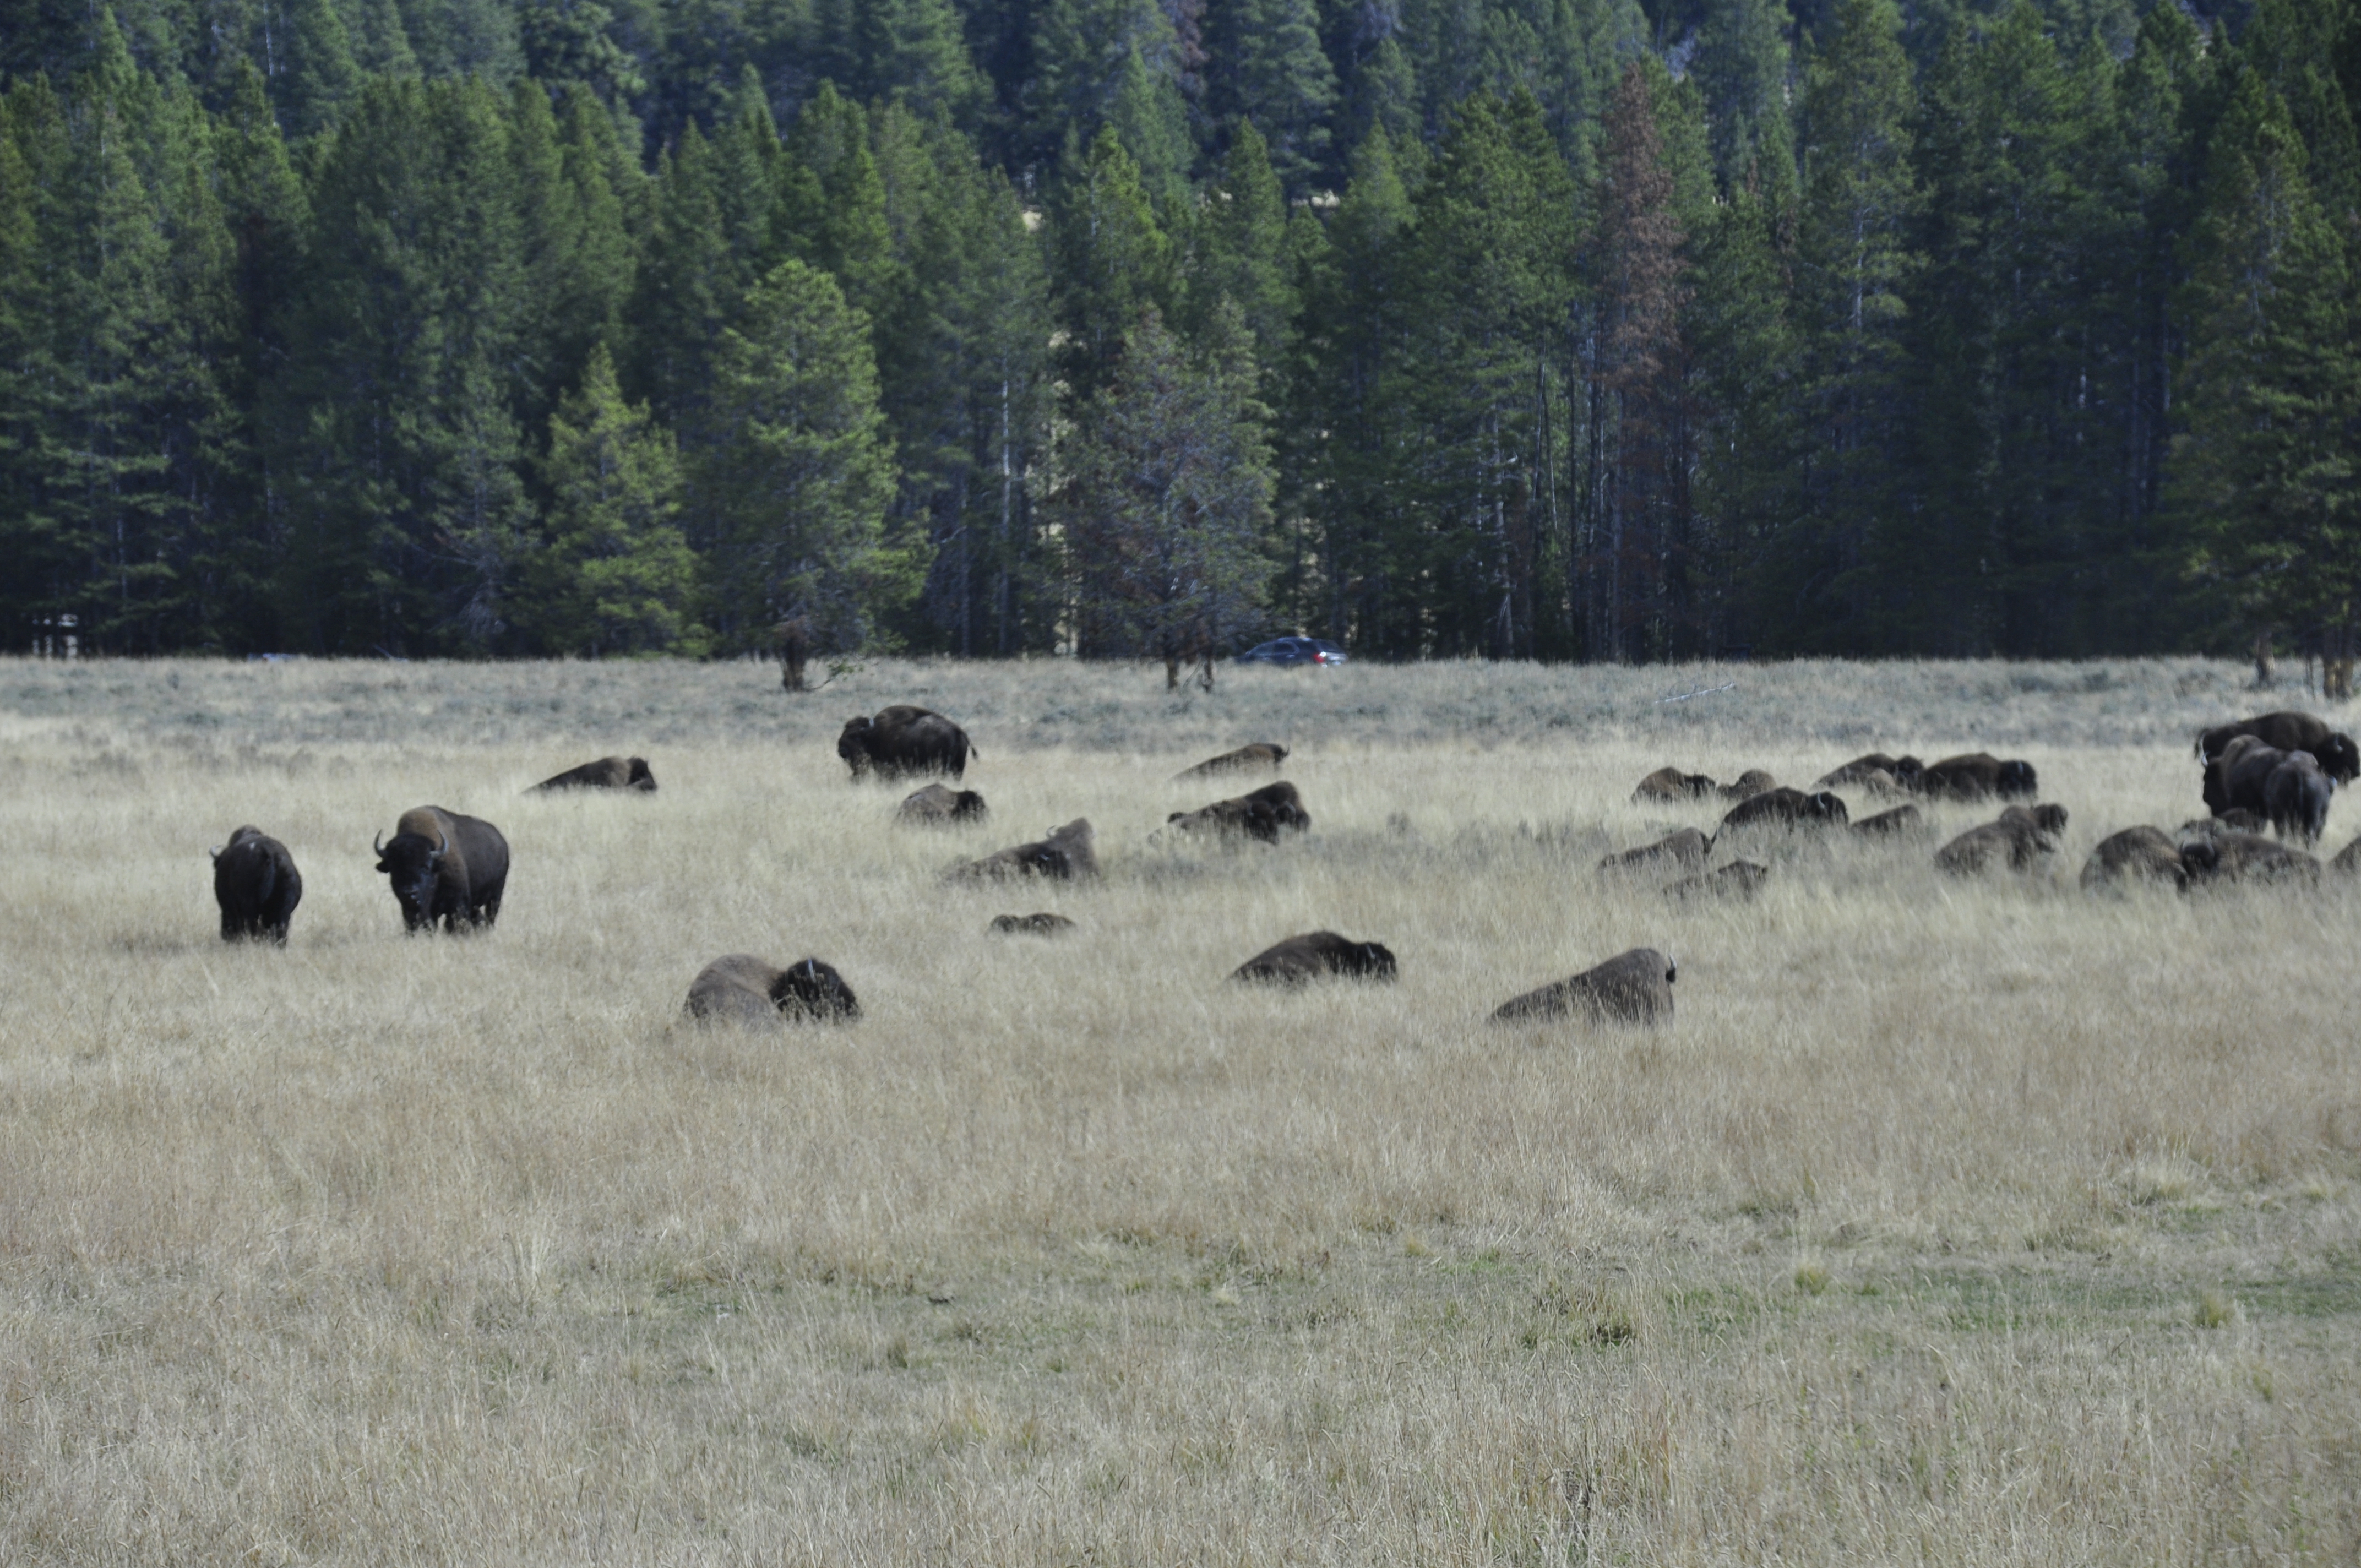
<box><xmin>1655</xmin><ymin>682</ymin><xmax>1737</xmax><ymax>705</ymax></box>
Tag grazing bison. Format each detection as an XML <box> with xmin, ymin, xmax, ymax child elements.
<box><xmin>1666</xmin><ymin>861</ymin><xmax>1769</xmax><ymax>901</ymax></box>
<box><xmin>685</xmin><ymin>954</ymin><xmax>859</xmax><ymax>1025</ymax></box>
<box><xmin>896</xmin><ymin>783</ymin><xmax>989</xmax><ymax>826</ymax></box>
<box><xmin>528</xmin><ymin>755</ymin><xmax>655</xmax><ymax>793</ymax></box>
<box><xmin>2182</xmin><ymin>832</ymin><xmax>2321</xmax><ymax>886</ymax></box>
<box><xmin>1851</xmin><ymin>804</ymin><xmax>1925</xmax><ymax>838</ymax></box>
<box><xmin>211</xmin><ymin>826</ymin><xmax>302</xmax><ymax>944</ymax></box>
<box><xmin>2197</xmin><ymin>711</ymin><xmax>2361</xmax><ymax>782</ymax></box>
<box><xmin>373</xmin><ymin>807</ymin><xmax>509</xmax><ymax>933</ymax></box>
<box><xmin>2081</xmin><ymin>826</ymin><xmax>2189</xmax><ymax>892</ymax></box>
<box><xmin>1718</xmin><ymin>787</ymin><xmax>1848</xmax><ymax>834</ymax></box>
<box><xmin>1167</xmin><ymin>781</ymin><xmax>1310</xmax><ymax>842</ymax></box>
<box><xmin>1493</xmin><ymin>949</ymin><xmax>1675</xmax><ymax>1027</ymax></box>
<box><xmin>773</xmin><ymin>617</ymin><xmax>812</xmax><ymax>692</ymax></box>
<box><xmin>989</xmin><ymin>912</ymin><xmax>1075</xmax><ymax>937</ymax></box>
<box><xmin>1230</xmin><ymin>930</ymin><xmax>1399</xmax><ymax>984</ymax></box>
<box><xmin>1718</xmin><ymin>769</ymin><xmax>1777</xmax><ymax>801</ymax></box>
<box><xmin>1919</xmin><ymin>753</ymin><xmax>2039</xmax><ymax>802</ymax></box>
<box><xmin>1633</xmin><ymin>766</ymin><xmax>1720</xmax><ymax>803</ymax></box>
<box><xmin>1934</xmin><ymin>811</ymin><xmax>2057</xmax><ymax>876</ymax></box>
<box><xmin>1177</xmin><ymin>743</ymin><xmax>1289</xmax><ymax>778</ymax></box>
<box><xmin>839</xmin><ymin>705</ymin><xmax>977</xmax><ymax>781</ymax></box>
<box><xmin>1815</xmin><ymin>754</ymin><xmax>1925</xmax><ymax>790</ymax></box>
<box><xmin>949</xmin><ymin>819</ymin><xmax>1098</xmax><ymax>882</ymax></box>
<box><xmin>2265</xmin><ymin>752</ymin><xmax>2333</xmax><ymax>841</ymax></box>
<box><xmin>1600</xmin><ymin>827</ymin><xmax>1711</xmax><ymax>875</ymax></box>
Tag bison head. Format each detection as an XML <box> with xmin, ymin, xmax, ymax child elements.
<box><xmin>626</xmin><ymin>757</ymin><xmax>657</xmax><ymax>791</ymax></box>
<box><xmin>2316</xmin><ymin>732</ymin><xmax>2361</xmax><ymax>783</ymax></box>
<box><xmin>1996</xmin><ymin>760</ymin><xmax>2038</xmax><ymax>799</ymax></box>
<box><xmin>1356</xmin><ymin>941</ymin><xmax>1400</xmax><ymax>980</ymax></box>
<box><xmin>837</xmin><ymin>717</ymin><xmax>876</xmax><ymax>775</ymax></box>
<box><xmin>373</xmin><ymin>828</ymin><xmax>448</xmax><ymax>932</ymax></box>
<box><xmin>1805</xmin><ymin>791</ymin><xmax>1849</xmax><ymax>824</ymax></box>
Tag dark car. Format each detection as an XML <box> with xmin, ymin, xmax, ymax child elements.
<box><xmin>1236</xmin><ymin>636</ymin><xmax>1348</xmax><ymax>667</ymax></box>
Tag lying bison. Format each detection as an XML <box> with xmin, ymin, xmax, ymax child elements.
<box><xmin>1666</xmin><ymin>861</ymin><xmax>1768</xmax><ymax>901</ymax></box>
<box><xmin>896</xmin><ymin>783</ymin><xmax>988</xmax><ymax>826</ymax></box>
<box><xmin>988</xmin><ymin>912</ymin><xmax>1075</xmax><ymax>937</ymax></box>
<box><xmin>2183</xmin><ymin>832</ymin><xmax>2321</xmax><ymax>886</ymax></box>
<box><xmin>2265</xmin><ymin>751</ymin><xmax>2333</xmax><ymax>841</ymax></box>
<box><xmin>2197</xmin><ymin>711</ymin><xmax>2361</xmax><ymax>782</ymax></box>
<box><xmin>839</xmin><ymin>705</ymin><xmax>977</xmax><ymax>781</ymax></box>
<box><xmin>1934</xmin><ymin>811</ymin><xmax>2058</xmax><ymax>876</ymax></box>
<box><xmin>373</xmin><ymin>807</ymin><xmax>509</xmax><ymax>933</ymax></box>
<box><xmin>1633</xmin><ymin>766</ymin><xmax>1719</xmax><ymax>803</ymax></box>
<box><xmin>1230</xmin><ymin>931</ymin><xmax>1398</xmax><ymax>984</ymax></box>
<box><xmin>1600</xmin><ymin>827</ymin><xmax>1711</xmax><ymax>875</ymax></box>
<box><xmin>2080</xmin><ymin>826</ymin><xmax>2189</xmax><ymax>892</ymax></box>
<box><xmin>1718</xmin><ymin>769</ymin><xmax>1776</xmax><ymax>801</ymax></box>
<box><xmin>1177</xmin><ymin>743</ymin><xmax>1289</xmax><ymax>778</ymax></box>
<box><xmin>1918</xmin><ymin>752</ymin><xmax>2039</xmax><ymax>802</ymax></box>
<box><xmin>1718</xmin><ymin>787</ymin><xmax>1848</xmax><ymax>834</ymax></box>
<box><xmin>2183</xmin><ymin>809</ymin><xmax>2266</xmax><ymax>840</ymax></box>
<box><xmin>949</xmin><ymin>819</ymin><xmax>1098</xmax><ymax>881</ymax></box>
<box><xmin>1851</xmin><ymin>804</ymin><xmax>1926</xmax><ymax>838</ymax></box>
<box><xmin>1167</xmin><ymin>781</ymin><xmax>1309</xmax><ymax>842</ymax></box>
<box><xmin>528</xmin><ymin>755</ymin><xmax>655</xmax><ymax>793</ymax></box>
<box><xmin>685</xmin><ymin>954</ymin><xmax>859</xmax><ymax>1024</ymax></box>
<box><xmin>212</xmin><ymin>826</ymin><xmax>302</xmax><ymax>944</ymax></box>
<box><xmin>2004</xmin><ymin>802</ymin><xmax>2069</xmax><ymax>836</ymax></box>
<box><xmin>1815</xmin><ymin>753</ymin><xmax>1924</xmax><ymax>790</ymax></box>
<box><xmin>1493</xmin><ymin>949</ymin><xmax>1675</xmax><ymax>1027</ymax></box>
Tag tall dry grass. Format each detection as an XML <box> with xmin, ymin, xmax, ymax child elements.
<box><xmin>2</xmin><ymin>655</ymin><xmax>2357</xmax><ymax>1564</ymax></box>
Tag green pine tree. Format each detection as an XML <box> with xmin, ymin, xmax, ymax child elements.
<box><xmin>279</xmin><ymin>0</ymin><xmax>363</xmax><ymax>137</ymax></box>
<box><xmin>1049</xmin><ymin>124</ymin><xmax>1175</xmax><ymax>398</ymax></box>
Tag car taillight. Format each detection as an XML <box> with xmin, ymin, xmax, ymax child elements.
<box><xmin>1314</xmin><ymin>650</ymin><xmax>1329</xmax><ymax>664</ymax></box>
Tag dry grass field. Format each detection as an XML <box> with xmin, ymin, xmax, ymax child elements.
<box><xmin>3</xmin><ymin>654</ymin><xmax>2359</xmax><ymax>1565</ymax></box>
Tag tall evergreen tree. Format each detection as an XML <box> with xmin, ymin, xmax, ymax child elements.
<box><xmin>1049</xmin><ymin>124</ymin><xmax>1176</xmax><ymax>397</ymax></box>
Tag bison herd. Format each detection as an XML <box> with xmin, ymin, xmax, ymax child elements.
<box><xmin>203</xmin><ymin>699</ymin><xmax>2361</xmax><ymax>1034</ymax></box>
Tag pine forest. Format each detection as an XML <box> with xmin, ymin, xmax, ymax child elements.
<box><xmin>4</xmin><ymin>0</ymin><xmax>2360</xmax><ymax>666</ymax></box>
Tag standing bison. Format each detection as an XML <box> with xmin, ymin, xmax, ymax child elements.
<box><xmin>528</xmin><ymin>755</ymin><xmax>655</xmax><ymax>793</ymax></box>
<box><xmin>2197</xmin><ymin>711</ymin><xmax>2361</xmax><ymax>783</ymax></box>
<box><xmin>839</xmin><ymin>706</ymin><xmax>976</xmax><ymax>781</ymax></box>
<box><xmin>686</xmin><ymin>954</ymin><xmax>859</xmax><ymax>1024</ymax></box>
<box><xmin>211</xmin><ymin>826</ymin><xmax>302</xmax><ymax>944</ymax></box>
<box><xmin>2265</xmin><ymin>751</ymin><xmax>2334</xmax><ymax>841</ymax></box>
<box><xmin>1230</xmin><ymin>931</ymin><xmax>1398</xmax><ymax>984</ymax></box>
<box><xmin>373</xmin><ymin>807</ymin><xmax>509</xmax><ymax>933</ymax></box>
<box><xmin>773</xmin><ymin>617</ymin><xmax>813</xmax><ymax>692</ymax></box>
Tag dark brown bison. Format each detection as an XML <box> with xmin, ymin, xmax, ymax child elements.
<box><xmin>1918</xmin><ymin>753</ymin><xmax>2039</xmax><ymax>802</ymax></box>
<box><xmin>896</xmin><ymin>783</ymin><xmax>988</xmax><ymax>826</ymax></box>
<box><xmin>373</xmin><ymin>807</ymin><xmax>509</xmax><ymax>933</ymax></box>
<box><xmin>2003</xmin><ymin>802</ymin><xmax>2070</xmax><ymax>836</ymax></box>
<box><xmin>1230</xmin><ymin>931</ymin><xmax>1399</xmax><ymax>984</ymax></box>
<box><xmin>2197</xmin><ymin>711</ymin><xmax>2361</xmax><ymax>782</ymax></box>
<box><xmin>1851</xmin><ymin>804</ymin><xmax>1925</xmax><ymax>837</ymax></box>
<box><xmin>1718</xmin><ymin>787</ymin><xmax>1848</xmax><ymax>835</ymax></box>
<box><xmin>2215</xmin><ymin>739</ymin><xmax>2289</xmax><ymax>819</ymax></box>
<box><xmin>685</xmin><ymin>954</ymin><xmax>859</xmax><ymax>1024</ymax></box>
<box><xmin>949</xmin><ymin>819</ymin><xmax>1098</xmax><ymax>881</ymax></box>
<box><xmin>2182</xmin><ymin>809</ymin><xmax>2266</xmax><ymax>840</ymax></box>
<box><xmin>988</xmin><ymin>912</ymin><xmax>1075</xmax><ymax>937</ymax></box>
<box><xmin>1177</xmin><ymin>743</ymin><xmax>1289</xmax><ymax>778</ymax></box>
<box><xmin>2202</xmin><ymin>734</ymin><xmax>2272</xmax><ymax>815</ymax></box>
<box><xmin>1633</xmin><ymin>766</ymin><xmax>1719</xmax><ymax>803</ymax></box>
<box><xmin>1167</xmin><ymin>781</ymin><xmax>1309</xmax><ymax>842</ymax></box>
<box><xmin>1493</xmin><ymin>949</ymin><xmax>1675</xmax><ymax>1027</ymax></box>
<box><xmin>2080</xmin><ymin>826</ymin><xmax>2189</xmax><ymax>892</ymax></box>
<box><xmin>1718</xmin><ymin>769</ymin><xmax>1777</xmax><ymax>801</ymax></box>
<box><xmin>528</xmin><ymin>755</ymin><xmax>655</xmax><ymax>793</ymax></box>
<box><xmin>211</xmin><ymin>826</ymin><xmax>302</xmax><ymax>944</ymax></box>
<box><xmin>839</xmin><ymin>705</ymin><xmax>976</xmax><ymax>781</ymax></box>
<box><xmin>1665</xmin><ymin>861</ymin><xmax>1769</xmax><ymax>900</ymax></box>
<box><xmin>1815</xmin><ymin>754</ymin><xmax>1925</xmax><ymax>790</ymax></box>
<box><xmin>2265</xmin><ymin>751</ymin><xmax>2333</xmax><ymax>841</ymax></box>
<box><xmin>773</xmin><ymin>617</ymin><xmax>812</xmax><ymax>692</ymax></box>
<box><xmin>1934</xmin><ymin>811</ymin><xmax>2057</xmax><ymax>876</ymax></box>
<box><xmin>2182</xmin><ymin>832</ymin><xmax>2321</xmax><ymax>886</ymax></box>
<box><xmin>1600</xmin><ymin>827</ymin><xmax>1711</xmax><ymax>875</ymax></box>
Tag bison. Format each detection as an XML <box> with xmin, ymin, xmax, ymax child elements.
<box><xmin>773</xmin><ymin>617</ymin><xmax>812</xmax><ymax>692</ymax></box>
<box><xmin>1934</xmin><ymin>810</ymin><xmax>2057</xmax><ymax>876</ymax></box>
<box><xmin>949</xmin><ymin>819</ymin><xmax>1098</xmax><ymax>882</ymax></box>
<box><xmin>839</xmin><ymin>705</ymin><xmax>977</xmax><ymax>781</ymax></box>
<box><xmin>1815</xmin><ymin>754</ymin><xmax>1925</xmax><ymax>790</ymax></box>
<box><xmin>373</xmin><ymin>806</ymin><xmax>509</xmax><ymax>933</ymax></box>
<box><xmin>989</xmin><ymin>912</ymin><xmax>1075</xmax><ymax>937</ymax></box>
<box><xmin>1718</xmin><ymin>787</ymin><xmax>1848</xmax><ymax>834</ymax></box>
<box><xmin>211</xmin><ymin>826</ymin><xmax>302</xmax><ymax>944</ymax></box>
<box><xmin>896</xmin><ymin>783</ymin><xmax>988</xmax><ymax>826</ymax></box>
<box><xmin>1230</xmin><ymin>931</ymin><xmax>1399</xmax><ymax>984</ymax></box>
<box><xmin>1177</xmin><ymin>743</ymin><xmax>1289</xmax><ymax>778</ymax></box>
<box><xmin>1632</xmin><ymin>766</ymin><xmax>1719</xmax><ymax>803</ymax></box>
<box><xmin>1918</xmin><ymin>752</ymin><xmax>2039</xmax><ymax>802</ymax></box>
<box><xmin>1851</xmin><ymin>804</ymin><xmax>1926</xmax><ymax>838</ymax></box>
<box><xmin>1718</xmin><ymin>769</ymin><xmax>1776</xmax><ymax>801</ymax></box>
<box><xmin>2003</xmin><ymin>802</ymin><xmax>2069</xmax><ymax>836</ymax></box>
<box><xmin>528</xmin><ymin>755</ymin><xmax>655</xmax><ymax>793</ymax></box>
<box><xmin>2182</xmin><ymin>832</ymin><xmax>2321</xmax><ymax>886</ymax></box>
<box><xmin>2197</xmin><ymin>711</ymin><xmax>2361</xmax><ymax>783</ymax></box>
<box><xmin>2265</xmin><ymin>751</ymin><xmax>2333</xmax><ymax>841</ymax></box>
<box><xmin>2182</xmin><ymin>809</ymin><xmax>2266</xmax><ymax>840</ymax></box>
<box><xmin>2080</xmin><ymin>826</ymin><xmax>2189</xmax><ymax>892</ymax></box>
<box><xmin>2216</xmin><ymin>739</ymin><xmax>2290</xmax><ymax>819</ymax></box>
<box><xmin>1600</xmin><ymin>827</ymin><xmax>1711</xmax><ymax>875</ymax></box>
<box><xmin>2333</xmin><ymin>837</ymin><xmax>2361</xmax><ymax>875</ymax></box>
<box><xmin>686</xmin><ymin>954</ymin><xmax>859</xmax><ymax>1025</ymax></box>
<box><xmin>1167</xmin><ymin>781</ymin><xmax>1309</xmax><ymax>842</ymax></box>
<box><xmin>1493</xmin><ymin>949</ymin><xmax>1675</xmax><ymax>1027</ymax></box>
<box><xmin>1665</xmin><ymin>861</ymin><xmax>1769</xmax><ymax>901</ymax></box>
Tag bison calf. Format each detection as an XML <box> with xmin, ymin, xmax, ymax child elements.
<box><xmin>1493</xmin><ymin>949</ymin><xmax>1675</xmax><ymax>1027</ymax></box>
<box><xmin>373</xmin><ymin>806</ymin><xmax>509</xmax><ymax>933</ymax></box>
<box><xmin>1177</xmin><ymin>743</ymin><xmax>1289</xmax><ymax>778</ymax></box>
<box><xmin>989</xmin><ymin>912</ymin><xmax>1075</xmax><ymax>937</ymax></box>
<box><xmin>528</xmin><ymin>755</ymin><xmax>655</xmax><ymax>793</ymax></box>
<box><xmin>212</xmin><ymin>826</ymin><xmax>302</xmax><ymax>944</ymax></box>
<box><xmin>897</xmin><ymin>783</ymin><xmax>988</xmax><ymax>826</ymax></box>
<box><xmin>1230</xmin><ymin>931</ymin><xmax>1398</xmax><ymax>984</ymax></box>
<box><xmin>686</xmin><ymin>955</ymin><xmax>860</xmax><ymax>1025</ymax></box>
<box><xmin>950</xmin><ymin>819</ymin><xmax>1099</xmax><ymax>881</ymax></box>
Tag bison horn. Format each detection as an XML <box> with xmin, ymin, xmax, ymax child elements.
<box><xmin>209</xmin><ymin>845</ymin><xmax>222</xmax><ymax>861</ymax></box>
<box><xmin>373</xmin><ymin>830</ymin><xmax>385</xmax><ymax>855</ymax></box>
<box><xmin>429</xmin><ymin>830</ymin><xmax>449</xmax><ymax>862</ymax></box>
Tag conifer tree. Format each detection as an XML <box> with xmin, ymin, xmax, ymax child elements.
<box><xmin>1050</xmin><ymin>124</ymin><xmax>1175</xmax><ymax>398</ymax></box>
<box><xmin>279</xmin><ymin>0</ymin><xmax>363</xmax><ymax>136</ymax></box>
<box><xmin>852</xmin><ymin>0</ymin><xmax>985</xmax><ymax>124</ymax></box>
<box><xmin>1108</xmin><ymin>41</ymin><xmax>1194</xmax><ymax>213</ymax></box>
<box><xmin>1217</xmin><ymin>0</ymin><xmax>1337</xmax><ymax>198</ymax></box>
<box><xmin>1191</xmin><ymin>118</ymin><xmax>1294</xmax><ymax>371</ymax></box>
<box><xmin>1690</xmin><ymin>0</ymin><xmax>1790</xmax><ymax>194</ymax></box>
<box><xmin>1029</xmin><ymin>0</ymin><xmax>1180</xmax><ymax>168</ymax></box>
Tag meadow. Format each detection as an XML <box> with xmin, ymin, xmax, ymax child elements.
<box><xmin>2</xmin><ymin>653</ymin><xmax>2357</xmax><ymax>1565</ymax></box>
